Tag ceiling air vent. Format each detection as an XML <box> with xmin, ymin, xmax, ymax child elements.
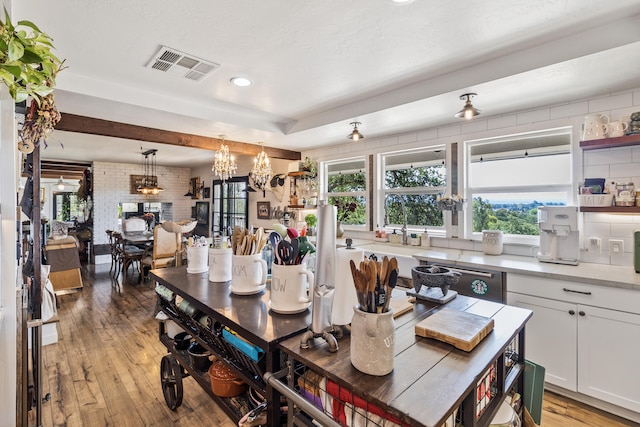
<box><xmin>146</xmin><ymin>45</ymin><xmax>220</xmax><ymax>82</ymax></box>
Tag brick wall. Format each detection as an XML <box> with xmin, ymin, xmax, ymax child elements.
<box><xmin>93</xmin><ymin>161</ymin><xmax>192</xmax><ymax>263</ymax></box>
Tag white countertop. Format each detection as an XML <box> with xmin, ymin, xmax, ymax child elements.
<box><xmin>345</xmin><ymin>239</ymin><xmax>640</xmax><ymax>292</ymax></box>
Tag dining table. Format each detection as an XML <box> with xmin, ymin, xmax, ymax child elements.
<box><xmin>122</xmin><ymin>231</ymin><xmax>154</xmax><ymax>245</ymax></box>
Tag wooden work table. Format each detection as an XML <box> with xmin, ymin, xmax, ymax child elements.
<box><xmin>151</xmin><ymin>266</ymin><xmax>531</xmax><ymax>427</ymax></box>
<box><xmin>277</xmin><ymin>294</ymin><xmax>532</xmax><ymax>427</ymax></box>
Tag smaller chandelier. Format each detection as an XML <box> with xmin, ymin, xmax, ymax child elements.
<box><xmin>137</xmin><ymin>149</ymin><xmax>164</xmax><ymax>195</ymax></box>
<box><xmin>212</xmin><ymin>135</ymin><xmax>237</xmax><ymax>182</ymax></box>
<box><xmin>250</xmin><ymin>142</ymin><xmax>273</xmax><ymax>194</ymax></box>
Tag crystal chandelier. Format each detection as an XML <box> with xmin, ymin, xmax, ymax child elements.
<box><xmin>137</xmin><ymin>149</ymin><xmax>164</xmax><ymax>195</ymax></box>
<box><xmin>212</xmin><ymin>135</ymin><xmax>237</xmax><ymax>182</ymax></box>
<box><xmin>250</xmin><ymin>142</ymin><xmax>273</xmax><ymax>194</ymax></box>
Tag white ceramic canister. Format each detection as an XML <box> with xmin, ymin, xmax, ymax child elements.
<box><xmin>187</xmin><ymin>245</ymin><xmax>209</xmax><ymax>273</ymax></box>
<box><xmin>482</xmin><ymin>230</ymin><xmax>504</xmax><ymax>255</ymax></box>
<box><xmin>350</xmin><ymin>306</ymin><xmax>395</xmax><ymax>376</ymax></box>
<box><xmin>209</xmin><ymin>247</ymin><xmax>232</xmax><ymax>282</ymax></box>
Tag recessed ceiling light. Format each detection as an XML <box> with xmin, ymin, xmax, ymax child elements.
<box><xmin>390</xmin><ymin>0</ymin><xmax>413</xmax><ymax>3</ymax></box>
<box><xmin>231</xmin><ymin>77</ymin><xmax>252</xmax><ymax>87</ymax></box>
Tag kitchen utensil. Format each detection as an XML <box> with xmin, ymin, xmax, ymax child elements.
<box><xmin>287</xmin><ymin>227</ymin><xmax>299</xmax><ymax>239</ymax></box>
<box><xmin>290</xmin><ymin>238</ymin><xmax>300</xmax><ymax>264</ymax></box>
<box><xmin>277</xmin><ymin>240</ymin><xmax>295</xmax><ymax>265</ymax></box>
<box><xmin>269</xmin><ymin>231</ymin><xmax>282</xmax><ymax>253</ymax></box>
<box><xmin>272</xmin><ymin>223</ymin><xmax>287</xmax><ymax>238</ymax></box>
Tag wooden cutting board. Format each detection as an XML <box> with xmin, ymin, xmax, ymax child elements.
<box><xmin>415</xmin><ymin>307</ymin><xmax>494</xmax><ymax>352</ymax></box>
<box><xmin>389</xmin><ymin>296</ymin><xmax>414</xmax><ymax>318</ymax></box>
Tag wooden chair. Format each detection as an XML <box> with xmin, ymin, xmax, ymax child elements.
<box><xmin>106</xmin><ymin>229</ymin><xmax>119</xmax><ymax>275</ymax></box>
<box><xmin>122</xmin><ymin>217</ymin><xmax>147</xmax><ymax>233</ymax></box>
<box><xmin>113</xmin><ymin>231</ymin><xmax>145</xmax><ymax>283</ymax></box>
<box><xmin>141</xmin><ymin>225</ymin><xmax>180</xmax><ymax>282</ymax></box>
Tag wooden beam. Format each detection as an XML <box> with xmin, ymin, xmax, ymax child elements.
<box><xmin>55</xmin><ymin>113</ymin><xmax>301</xmax><ymax>161</ymax></box>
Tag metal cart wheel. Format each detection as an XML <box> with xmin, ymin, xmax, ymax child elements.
<box><xmin>160</xmin><ymin>354</ymin><xmax>184</xmax><ymax>410</ymax></box>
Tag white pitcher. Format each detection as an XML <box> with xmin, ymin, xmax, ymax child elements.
<box><xmin>581</xmin><ymin>113</ymin><xmax>610</xmax><ymax>140</ymax></box>
<box><xmin>582</xmin><ymin>121</ymin><xmax>610</xmax><ymax>141</ymax></box>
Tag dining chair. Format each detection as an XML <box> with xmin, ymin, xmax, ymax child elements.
<box><xmin>141</xmin><ymin>225</ymin><xmax>180</xmax><ymax>283</ymax></box>
<box><xmin>113</xmin><ymin>231</ymin><xmax>145</xmax><ymax>283</ymax></box>
<box><xmin>122</xmin><ymin>217</ymin><xmax>147</xmax><ymax>233</ymax></box>
<box><xmin>106</xmin><ymin>229</ymin><xmax>119</xmax><ymax>275</ymax></box>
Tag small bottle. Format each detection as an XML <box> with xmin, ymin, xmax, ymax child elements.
<box><xmin>421</xmin><ymin>228</ymin><xmax>430</xmax><ymax>247</ymax></box>
<box><xmin>375</xmin><ymin>224</ymin><xmax>381</xmax><ymax>238</ymax></box>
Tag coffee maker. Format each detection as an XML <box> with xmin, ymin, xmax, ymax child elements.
<box><xmin>537</xmin><ymin>206</ymin><xmax>579</xmax><ymax>265</ymax></box>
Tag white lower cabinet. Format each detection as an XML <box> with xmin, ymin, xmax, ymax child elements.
<box><xmin>507</xmin><ymin>274</ymin><xmax>640</xmax><ymax>414</ymax></box>
<box><xmin>507</xmin><ymin>293</ymin><xmax>577</xmax><ymax>390</ymax></box>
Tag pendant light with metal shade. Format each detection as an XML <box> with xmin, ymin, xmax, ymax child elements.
<box><xmin>347</xmin><ymin>121</ymin><xmax>364</xmax><ymax>141</ymax></box>
<box><xmin>56</xmin><ymin>176</ymin><xmax>67</xmax><ymax>190</ymax></box>
<box><xmin>455</xmin><ymin>93</ymin><xmax>481</xmax><ymax>120</ymax></box>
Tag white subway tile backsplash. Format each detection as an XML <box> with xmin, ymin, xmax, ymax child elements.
<box><xmin>417</xmin><ymin>128</ymin><xmax>438</xmax><ymax>141</ymax></box>
<box><xmin>398</xmin><ymin>132</ymin><xmax>418</xmax><ymax>144</ymax></box>
<box><xmin>549</xmin><ymin>101</ymin><xmax>588</xmax><ymax>119</ymax></box>
<box><xmin>437</xmin><ymin>124</ymin><xmax>461</xmax><ymax>138</ymax></box>
<box><xmin>589</xmin><ymin>92</ymin><xmax>633</xmax><ymax>112</ymax></box>
<box><xmin>460</xmin><ymin>119</ymin><xmax>487</xmax><ymax>134</ymax></box>
<box><xmin>583</xmin><ymin>164</ymin><xmax>610</xmax><ymax>178</ymax></box>
<box><xmin>586</xmin><ymin>147</ymin><xmax>634</xmax><ymax>165</ymax></box>
<box><xmin>517</xmin><ymin>108</ymin><xmax>550</xmax><ymax>125</ymax></box>
<box><xmin>487</xmin><ymin>115</ymin><xmax>517</xmax><ymax>129</ymax></box>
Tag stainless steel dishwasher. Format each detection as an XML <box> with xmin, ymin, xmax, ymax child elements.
<box><xmin>418</xmin><ymin>261</ymin><xmax>507</xmax><ymax>303</ymax></box>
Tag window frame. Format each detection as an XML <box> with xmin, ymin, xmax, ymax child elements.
<box><xmin>321</xmin><ymin>156</ymin><xmax>369</xmax><ymax>230</ymax></box>
<box><xmin>378</xmin><ymin>145</ymin><xmax>447</xmax><ymax>233</ymax></box>
<box><xmin>211</xmin><ymin>176</ymin><xmax>249</xmax><ymax>236</ymax></box>
<box><xmin>462</xmin><ymin>127</ymin><xmax>574</xmax><ymax>244</ymax></box>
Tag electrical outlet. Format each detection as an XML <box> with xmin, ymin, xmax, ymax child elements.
<box><xmin>588</xmin><ymin>237</ymin><xmax>601</xmax><ymax>254</ymax></box>
<box><xmin>610</xmin><ymin>239</ymin><xmax>624</xmax><ymax>255</ymax></box>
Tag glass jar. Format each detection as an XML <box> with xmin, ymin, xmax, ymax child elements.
<box><xmin>615</xmin><ymin>182</ymin><xmax>635</xmax><ymax>206</ymax></box>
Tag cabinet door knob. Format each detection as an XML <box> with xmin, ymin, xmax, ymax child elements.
<box><xmin>568</xmin><ymin>310</ymin><xmax>575</xmax><ymax>315</ymax></box>
<box><xmin>579</xmin><ymin>311</ymin><xmax>586</xmax><ymax>316</ymax></box>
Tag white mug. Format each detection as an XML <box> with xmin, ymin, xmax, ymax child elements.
<box><xmin>608</xmin><ymin>121</ymin><xmax>628</xmax><ymax>138</ymax></box>
<box><xmin>269</xmin><ymin>263</ymin><xmax>313</xmax><ymax>313</ymax></box>
<box><xmin>231</xmin><ymin>254</ymin><xmax>268</xmax><ymax>294</ymax></box>
<box><xmin>209</xmin><ymin>248</ymin><xmax>232</xmax><ymax>282</ymax></box>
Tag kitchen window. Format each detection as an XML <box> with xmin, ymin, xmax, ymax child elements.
<box><xmin>379</xmin><ymin>146</ymin><xmax>446</xmax><ymax>230</ymax></box>
<box><xmin>324</xmin><ymin>157</ymin><xmax>367</xmax><ymax>227</ymax></box>
<box><xmin>464</xmin><ymin>128</ymin><xmax>573</xmax><ymax>241</ymax></box>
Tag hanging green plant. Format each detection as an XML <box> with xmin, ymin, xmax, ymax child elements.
<box><xmin>0</xmin><ymin>8</ymin><xmax>65</xmax><ymax>151</ymax></box>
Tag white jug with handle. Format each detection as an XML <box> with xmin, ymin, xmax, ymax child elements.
<box><xmin>583</xmin><ymin>122</ymin><xmax>610</xmax><ymax>140</ymax></box>
<box><xmin>581</xmin><ymin>113</ymin><xmax>610</xmax><ymax>140</ymax></box>
<box><xmin>608</xmin><ymin>121</ymin><xmax>629</xmax><ymax>138</ymax></box>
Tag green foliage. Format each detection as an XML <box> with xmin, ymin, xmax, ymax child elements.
<box><xmin>384</xmin><ymin>165</ymin><xmax>445</xmax><ymax>227</ymax></box>
<box><xmin>472</xmin><ymin>197</ymin><xmax>540</xmax><ymax>235</ymax></box>
<box><xmin>0</xmin><ymin>8</ymin><xmax>64</xmax><ymax>103</ymax></box>
<box><xmin>304</xmin><ymin>213</ymin><xmax>317</xmax><ymax>227</ymax></box>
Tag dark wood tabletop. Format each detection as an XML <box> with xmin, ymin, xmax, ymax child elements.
<box><xmin>278</xmin><ymin>293</ymin><xmax>532</xmax><ymax>427</ymax></box>
<box><xmin>150</xmin><ymin>266</ymin><xmax>312</xmax><ymax>351</ymax></box>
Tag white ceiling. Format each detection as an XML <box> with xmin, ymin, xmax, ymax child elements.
<box><xmin>14</xmin><ymin>0</ymin><xmax>640</xmax><ymax>167</ymax></box>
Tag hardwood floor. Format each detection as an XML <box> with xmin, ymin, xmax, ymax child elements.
<box><xmin>30</xmin><ymin>264</ymin><xmax>638</xmax><ymax>426</ymax></box>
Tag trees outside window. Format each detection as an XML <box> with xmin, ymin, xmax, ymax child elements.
<box><xmin>325</xmin><ymin>158</ymin><xmax>367</xmax><ymax>226</ymax></box>
<box><xmin>381</xmin><ymin>147</ymin><xmax>446</xmax><ymax>229</ymax></box>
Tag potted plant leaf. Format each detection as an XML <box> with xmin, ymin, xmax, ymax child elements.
<box><xmin>0</xmin><ymin>8</ymin><xmax>65</xmax><ymax>152</ymax></box>
<box><xmin>304</xmin><ymin>213</ymin><xmax>317</xmax><ymax>236</ymax></box>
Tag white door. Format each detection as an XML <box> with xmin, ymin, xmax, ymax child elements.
<box><xmin>577</xmin><ymin>305</ymin><xmax>640</xmax><ymax>412</ymax></box>
<box><xmin>508</xmin><ymin>292</ymin><xmax>577</xmax><ymax>390</ymax></box>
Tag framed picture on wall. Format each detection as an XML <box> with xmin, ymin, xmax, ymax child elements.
<box><xmin>203</xmin><ymin>187</ymin><xmax>211</xmax><ymax>199</ymax></box>
<box><xmin>257</xmin><ymin>201</ymin><xmax>270</xmax><ymax>219</ymax></box>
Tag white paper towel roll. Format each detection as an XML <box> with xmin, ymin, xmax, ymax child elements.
<box><xmin>331</xmin><ymin>247</ymin><xmax>364</xmax><ymax>325</ymax></box>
